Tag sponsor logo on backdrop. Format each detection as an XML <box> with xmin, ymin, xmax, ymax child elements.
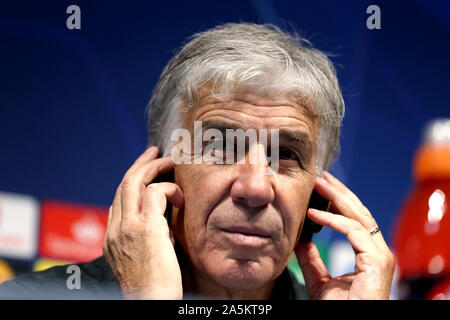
<box><xmin>71</xmin><ymin>214</ymin><xmax>104</xmax><ymax>244</ymax></box>
<box><xmin>39</xmin><ymin>201</ymin><xmax>108</xmax><ymax>262</ymax></box>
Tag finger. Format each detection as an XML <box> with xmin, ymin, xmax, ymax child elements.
<box><xmin>294</xmin><ymin>240</ymin><xmax>330</xmax><ymax>296</ymax></box>
<box><xmin>102</xmin><ymin>206</ymin><xmax>113</xmax><ymax>254</ymax></box>
<box><xmin>125</xmin><ymin>146</ymin><xmax>160</xmax><ymax>176</ymax></box>
<box><xmin>316</xmin><ymin>174</ymin><xmax>390</xmax><ymax>250</ymax></box>
<box><xmin>144</xmin><ymin>182</ymin><xmax>184</xmax><ymax>246</ymax></box>
<box><xmin>315</xmin><ymin>176</ymin><xmax>377</xmax><ymax>231</ymax></box>
<box><xmin>142</xmin><ymin>182</ymin><xmax>184</xmax><ymax>216</ymax></box>
<box><xmin>104</xmin><ymin>188</ymin><xmax>121</xmax><ymax>257</ymax></box>
<box><xmin>140</xmin><ymin>182</ymin><xmax>184</xmax><ymax>234</ymax></box>
<box><xmin>322</xmin><ymin>171</ymin><xmax>361</xmax><ymax>204</ymax></box>
<box><xmin>307</xmin><ymin>208</ymin><xmax>378</xmax><ymax>254</ymax></box>
<box><xmin>120</xmin><ymin>157</ymin><xmax>175</xmax><ymax>221</ymax></box>
<box><xmin>115</xmin><ymin>145</ymin><xmax>159</xmax><ymax>222</ymax></box>
<box><xmin>133</xmin><ymin>156</ymin><xmax>175</xmax><ymax>187</ymax></box>
<box><xmin>105</xmin><ymin>206</ymin><xmax>112</xmax><ymax>234</ymax></box>
<box><xmin>108</xmin><ymin>184</ymin><xmax>123</xmax><ymax>240</ymax></box>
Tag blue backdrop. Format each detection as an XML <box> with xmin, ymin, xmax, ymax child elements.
<box><xmin>1</xmin><ymin>0</ymin><xmax>449</xmax><ymax>246</ymax></box>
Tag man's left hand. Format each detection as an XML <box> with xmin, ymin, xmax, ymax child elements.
<box><xmin>295</xmin><ymin>171</ymin><xmax>396</xmax><ymax>300</ymax></box>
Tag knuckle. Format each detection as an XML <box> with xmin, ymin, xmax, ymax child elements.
<box><xmin>350</xmin><ymin>220</ymin><xmax>363</xmax><ymax>232</ymax></box>
<box><xmin>145</xmin><ymin>183</ymin><xmax>156</xmax><ymax>192</ymax></box>
<box><xmin>368</xmin><ymin>217</ymin><xmax>377</xmax><ymax>227</ymax></box>
<box><xmin>344</xmin><ymin>189</ymin><xmax>356</xmax><ymax>201</ymax></box>
<box><xmin>385</xmin><ymin>251</ymin><xmax>396</xmax><ymax>270</ymax></box>
<box><xmin>145</xmin><ymin>183</ymin><xmax>165</xmax><ymax>199</ymax></box>
<box><xmin>120</xmin><ymin>218</ymin><xmax>143</xmax><ymax>236</ymax></box>
<box><xmin>146</xmin><ymin>183</ymin><xmax>161</xmax><ymax>193</ymax></box>
<box><xmin>361</xmin><ymin>205</ymin><xmax>372</xmax><ymax>217</ymax></box>
<box><xmin>346</xmin><ymin>221</ymin><xmax>367</xmax><ymax>239</ymax></box>
<box><xmin>356</xmin><ymin>253</ymin><xmax>377</xmax><ymax>268</ymax></box>
<box><xmin>121</xmin><ymin>175</ymin><xmax>137</xmax><ymax>189</ymax></box>
<box><xmin>119</xmin><ymin>228</ymin><xmax>145</xmax><ymax>245</ymax></box>
<box><xmin>119</xmin><ymin>220</ymin><xmax>131</xmax><ymax>235</ymax></box>
<box><xmin>120</xmin><ymin>180</ymin><xmax>133</xmax><ymax>189</ymax></box>
<box><xmin>356</xmin><ymin>253</ymin><xmax>369</xmax><ymax>265</ymax></box>
<box><xmin>102</xmin><ymin>242</ymin><xmax>111</xmax><ymax>258</ymax></box>
<box><xmin>113</xmin><ymin>185</ymin><xmax>122</xmax><ymax>199</ymax></box>
<box><xmin>102</xmin><ymin>238</ymin><xmax>107</xmax><ymax>252</ymax></box>
<box><xmin>106</xmin><ymin>232</ymin><xmax>116</xmax><ymax>246</ymax></box>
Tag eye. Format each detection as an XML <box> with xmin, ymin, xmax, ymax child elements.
<box><xmin>279</xmin><ymin>147</ymin><xmax>299</xmax><ymax>161</ymax></box>
<box><xmin>202</xmin><ymin>138</ymin><xmax>228</xmax><ymax>164</ymax></box>
<box><xmin>204</xmin><ymin>139</ymin><xmax>224</xmax><ymax>153</ymax></box>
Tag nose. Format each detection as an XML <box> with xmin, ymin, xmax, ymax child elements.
<box><xmin>230</xmin><ymin>143</ymin><xmax>275</xmax><ymax>208</ymax></box>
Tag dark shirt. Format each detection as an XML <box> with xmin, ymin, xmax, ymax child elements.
<box><xmin>0</xmin><ymin>256</ymin><xmax>309</xmax><ymax>300</ymax></box>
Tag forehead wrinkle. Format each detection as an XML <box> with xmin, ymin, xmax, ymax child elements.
<box><xmin>195</xmin><ymin>100</ymin><xmax>308</xmax><ymax>121</ymax></box>
<box><xmin>196</xmin><ymin>108</ymin><xmax>316</xmax><ymax>138</ymax></box>
<box><xmin>191</xmin><ymin>88</ymin><xmax>319</xmax><ymax>129</ymax></box>
<box><xmin>195</xmin><ymin>89</ymin><xmax>314</xmax><ymax>116</ymax></box>
<box><xmin>198</xmin><ymin>89</ymin><xmax>313</xmax><ymax>112</ymax></box>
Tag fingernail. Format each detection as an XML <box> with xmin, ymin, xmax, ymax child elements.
<box><xmin>145</xmin><ymin>146</ymin><xmax>157</xmax><ymax>153</ymax></box>
<box><xmin>322</xmin><ymin>171</ymin><xmax>333</xmax><ymax>180</ymax></box>
<box><xmin>308</xmin><ymin>208</ymin><xmax>320</xmax><ymax>214</ymax></box>
<box><xmin>158</xmin><ymin>158</ymin><xmax>174</xmax><ymax>170</ymax></box>
<box><xmin>317</xmin><ymin>176</ymin><xmax>328</xmax><ymax>184</ymax></box>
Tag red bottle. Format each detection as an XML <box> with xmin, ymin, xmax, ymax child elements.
<box><xmin>393</xmin><ymin>119</ymin><xmax>450</xmax><ymax>299</ymax></box>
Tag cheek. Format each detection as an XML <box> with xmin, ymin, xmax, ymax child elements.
<box><xmin>172</xmin><ymin>165</ymin><xmax>232</xmax><ymax>250</ymax></box>
<box><xmin>276</xmin><ymin>178</ymin><xmax>314</xmax><ymax>247</ymax></box>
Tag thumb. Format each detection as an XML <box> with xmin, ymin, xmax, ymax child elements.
<box><xmin>294</xmin><ymin>240</ymin><xmax>331</xmax><ymax>297</ymax></box>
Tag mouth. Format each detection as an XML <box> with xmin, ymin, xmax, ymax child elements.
<box><xmin>219</xmin><ymin>226</ymin><xmax>271</xmax><ymax>247</ymax></box>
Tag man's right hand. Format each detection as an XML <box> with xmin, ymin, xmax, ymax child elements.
<box><xmin>102</xmin><ymin>146</ymin><xmax>185</xmax><ymax>299</ymax></box>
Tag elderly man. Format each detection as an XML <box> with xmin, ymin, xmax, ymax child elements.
<box><xmin>0</xmin><ymin>23</ymin><xmax>394</xmax><ymax>300</ymax></box>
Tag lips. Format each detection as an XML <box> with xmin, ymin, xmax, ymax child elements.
<box><xmin>219</xmin><ymin>226</ymin><xmax>271</xmax><ymax>247</ymax></box>
<box><xmin>220</xmin><ymin>226</ymin><xmax>270</xmax><ymax>238</ymax></box>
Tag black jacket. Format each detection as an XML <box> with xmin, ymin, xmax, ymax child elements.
<box><xmin>0</xmin><ymin>256</ymin><xmax>309</xmax><ymax>300</ymax></box>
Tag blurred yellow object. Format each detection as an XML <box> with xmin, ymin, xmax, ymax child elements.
<box><xmin>0</xmin><ymin>259</ymin><xmax>15</xmax><ymax>285</ymax></box>
<box><xmin>414</xmin><ymin>119</ymin><xmax>450</xmax><ymax>182</ymax></box>
<box><xmin>414</xmin><ymin>145</ymin><xmax>450</xmax><ymax>182</ymax></box>
<box><xmin>33</xmin><ymin>258</ymin><xmax>71</xmax><ymax>272</ymax></box>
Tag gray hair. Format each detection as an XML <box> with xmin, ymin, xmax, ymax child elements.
<box><xmin>147</xmin><ymin>23</ymin><xmax>345</xmax><ymax>173</ymax></box>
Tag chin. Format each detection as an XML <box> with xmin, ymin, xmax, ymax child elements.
<box><xmin>207</xmin><ymin>257</ymin><xmax>277</xmax><ymax>290</ymax></box>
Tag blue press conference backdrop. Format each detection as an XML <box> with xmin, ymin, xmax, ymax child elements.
<box><xmin>1</xmin><ymin>0</ymin><xmax>449</xmax><ymax>246</ymax></box>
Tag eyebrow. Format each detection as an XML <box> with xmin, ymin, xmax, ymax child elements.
<box><xmin>200</xmin><ymin>119</ymin><xmax>314</xmax><ymax>152</ymax></box>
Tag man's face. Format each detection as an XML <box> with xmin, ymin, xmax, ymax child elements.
<box><xmin>171</xmin><ymin>90</ymin><xmax>319</xmax><ymax>292</ymax></box>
